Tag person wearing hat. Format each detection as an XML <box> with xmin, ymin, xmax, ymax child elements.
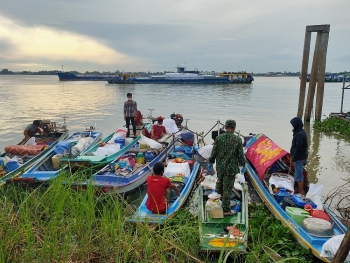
<box><xmin>124</xmin><ymin>93</ymin><xmax>137</xmax><ymax>137</ymax></box>
<box><xmin>150</xmin><ymin>116</ymin><xmax>167</xmax><ymax>141</ymax></box>
<box><xmin>208</xmin><ymin>119</ymin><xmax>245</xmax><ymax>216</ymax></box>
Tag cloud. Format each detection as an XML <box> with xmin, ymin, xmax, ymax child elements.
<box><xmin>0</xmin><ymin>15</ymin><xmax>145</xmax><ymax>70</ymax></box>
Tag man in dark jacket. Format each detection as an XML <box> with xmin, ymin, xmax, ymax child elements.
<box><xmin>290</xmin><ymin>117</ymin><xmax>308</xmax><ymax>196</ymax></box>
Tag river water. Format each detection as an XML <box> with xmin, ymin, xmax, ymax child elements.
<box><xmin>0</xmin><ymin>75</ymin><xmax>349</xmax><ymax>195</ymax></box>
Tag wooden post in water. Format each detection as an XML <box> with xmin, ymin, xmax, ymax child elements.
<box><xmin>297</xmin><ymin>25</ymin><xmax>330</xmax><ymax>122</ymax></box>
<box><xmin>297</xmin><ymin>30</ymin><xmax>311</xmax><ymax>118</ymax></box>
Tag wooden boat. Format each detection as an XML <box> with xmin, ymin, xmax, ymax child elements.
<box><xmin>78</xmin><ymin>133</ymin><xmax>178</xmax><ymax>194</ymax></box>
<box><xmin>65</xmin><ymin>123</ymin><xmax>152</xmax><ymax>168</ymax></box>
<box><xmin>245</xmin><ymin>134</ymin><xmax>348</xmax><ymax>262</ymax></box>
<box><xmin>127</xmin><ymin>143</ymin><xmax>200</xmax><ymax>224</ymax></box>
<box><xmin>197</xmin><ymin>173</ymin><xmax>249</xmax><ymax>253</ymax></box>
<box><xmin>7</xmin><ymin>130</ymin><xmax>102</xmax><ymax>184</ymax></box>
<box><xmin>1</xmin><ymin>119</ymin><xmax>69</xmax><ymax>186</ymax></box>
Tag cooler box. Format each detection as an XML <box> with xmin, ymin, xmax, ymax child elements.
<box><xmin>285</xmin><ymin>207</ymin><xmax>309</xmax><ymax>225</ymax></box>
<box><xmin>291</xmin><ymin>195</ymin><xmax>317</xmax><ymax>209</ymax></box>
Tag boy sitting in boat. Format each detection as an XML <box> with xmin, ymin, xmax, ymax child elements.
<box><xmin>142</xmin><ymin>116</ymin><xmax>168</xmax><ymax>141</ymax></box>
<box><xmin>146</xmin><ymin>161</ymin><xmax>180</xmax><ymax>214</ymax></box>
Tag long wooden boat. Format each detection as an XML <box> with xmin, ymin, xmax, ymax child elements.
<box><xmin>77</xmin><ymin>133</ymin><xmax>177</xmax><ymax>194</ymax></box>
<box><xmin>245</xmin><ymin>134</ymin><xmax>348</xmax><ymax>262</ymax></box>
<box><xmin>1</xmin><ymin>120</ymin><xmax>69</xmax><ymax>186</ymax></box>
<box><xmin>65</xmin><ymin>123</ymin><xmax>152</xmax><ymax>168</ymax></box>
<box><xmin>198</xmin><ymin>181</ymin><xmax>249</xmax><ymax>253</ymax></box>
<box><xmin>127</xmin><ymin>143</ymin><xmax>200</xmax><ymax>224</ymax></box>
<box><xmin>6</xmin><ymin>130</ymin><xmax>102</xmax><ymax>184</ymax></box>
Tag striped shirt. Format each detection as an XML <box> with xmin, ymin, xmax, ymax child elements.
<box><xmin>124</xmin><ymin>100</ymin><xmax>137</xmax><ymax>117</ymax></box>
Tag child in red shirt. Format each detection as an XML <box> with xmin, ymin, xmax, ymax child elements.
<box><xmin>146</xmin><ymin>162</ymin><xmax>180</xmax><ymax>214</ymax></box>
<box><xmin>151</xmin><ymin>117</ymin><xmax>167</xmax><ymax>141</ymax></box>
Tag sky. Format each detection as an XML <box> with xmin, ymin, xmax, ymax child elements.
<box><xmin>0</xmin><ymin>0</ymin><xmax>349</xmax><ymax>73</ymax></box>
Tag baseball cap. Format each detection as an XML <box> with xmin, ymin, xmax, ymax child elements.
<box><xmin>225</xmin><ymin>119</ymin><xmax>236</xmax><ymax>128</ymax></box>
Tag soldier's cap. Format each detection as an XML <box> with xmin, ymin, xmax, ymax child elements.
<box><xmin>225</xmin><ymin>119</ymin><xmax>236</xmax><ymax>128</ymax></box>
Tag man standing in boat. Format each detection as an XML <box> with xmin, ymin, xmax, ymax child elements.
<box><xmin>208</xmin><ymin>119</ymin><xmax>245</xmax><ymax>216</ymax></box>
<box><xmin>124</xmin><ymin>93</ymin><xmax>137</xmax><ymax>137</ymax></box>
<box><xmin>290</xmin><ymin>117</ymin><xmax>308</xmax><ymax>197</ymax></box>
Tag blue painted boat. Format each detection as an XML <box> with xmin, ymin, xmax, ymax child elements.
<box><xmin>77</xmin><ymin>134</ymin><xmax>177</xmax><ymax>194</ymax></box>
<box><xmin>8</xmin><ymin>130</ymin><xmax>103</xmax><ymax>184</ymax></box>
<box><xmin>245</xmin><ymin>134</ymin><xmax>347</xmax><ymax>262</ymax></box>
<box><xmin>127</xmin><ymin>144</ymin><xmax>200</xmax><ymax>224</ymax></box>
<box><xmin>107</xmin><ymin>67</ymin><xmax>254</xmax><ymax>84</ymax></box>
<box><xmin>2</xmin><ymin>119</ymin><xmax>69</xmax><ymax>186</ymax></box>
<box><xmin>57</xmin><ymin>72</ymin><xmax>116</xmax><ymax>81</ymax></box>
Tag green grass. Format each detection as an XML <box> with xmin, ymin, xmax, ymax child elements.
<box><xmin>314</xmin><ymin>117</ymin><xmax>350</xmax><ymax>137</ymax></box>
<box><xmin>0</xmin><ymin>172</ymin><xmax>315</xmax><ymax>263</ymax></box>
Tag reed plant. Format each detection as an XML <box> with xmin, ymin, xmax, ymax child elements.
<box><xmin>0</xmin><ymin>172</ymin><xmax>315</xmax><ymax>263</ymax></box>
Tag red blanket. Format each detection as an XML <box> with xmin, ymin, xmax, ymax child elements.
<box><xmin>245</xmin><ymin>135</ymin><xmax>288</xmax><ymax>181</ymax></box>
<box><xmin>5</xmin><ymin>145</ymin><xmax>46</xmax><ymax>156</ymax></box>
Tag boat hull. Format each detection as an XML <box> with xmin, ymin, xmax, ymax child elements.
<box><xmin>3</xmin><ymin>131</ymin><xmax>69</xmax><ymax>186</ymax></box>
<box><xmin>57</xmin><ymin>72</ymin><xmax>115</xmax><ymax>81</ymax></box>
<box><xmin>245</xmin><ymin>134</ymin><xmax>347</xmax><ymax>262</ymax></box>
<box><xmin>107</xmin><ymin>78</ymin><xmax>253</xmax><ymax>84</ymax></box>
<box><xmin>198</xmin><ymin>181</ymin><xmax>248</xmax><ymax>253</ymax></box>
<box><xmin>127</xmin><ymin>145</ymin><xmax>200</xmax><ymax>224</ymax></box>
<box><xmin>9</xmin><ymin>131</ymin><xmax>102</xmax><ymax>184</ymax></box>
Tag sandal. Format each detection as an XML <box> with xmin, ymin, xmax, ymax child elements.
<box><xmin>223</xmin><ymin>210</ymin><xmax>237</xmax><ymax>216</ymax></box>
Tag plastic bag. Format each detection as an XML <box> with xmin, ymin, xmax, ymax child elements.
<box><xmin>108</xmin><ymin>127</ymin><xmax>127</xmax><ymax>143</ymax></box>
<box><xmin>201</xmin><ymin>175</ymin><xmax>217</xmax><ymax>190</ymax></box>
<box><xmin>162</xmin><ymin>119</ymin><xmax>178</xmax><ymax>134</ymax></box>
<box><xmin>92</xmin><ymin>144</ymin><xmax>120</xmax><ymax>156</ymax></box>
<box><xmin>306</xmin><ymin>183</ymin><xmax>324</xmax><ymax>210</ymax></box>
<box><xmin>25</xmin><ymin>137</ymin><xmax>36</xmax><ymax>146</ymax></box>
<box><xmin>139</xmin><ymin>134</ymin><xmax>163</xmax><ymax>149</ymax></box>
<box><xmin>164</xmin><ymin>162</ymin><xmax>190</xmax><ymax>177</ymax></box>
<box><xmin>235</xmin><ymin>173</ymin><xmax>245</xmax><ymax>183</ymax></box>
<box><xmin>320</xmin><ymin>234</ymin><xmax>350</xmax><ymax>262</ymax></box>
<box><xmin>268</xmin><ymin>173</ymin><xmax>294</xmax><ymax>195</ymax></box>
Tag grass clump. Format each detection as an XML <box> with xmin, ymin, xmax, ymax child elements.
<box><xmin>314</xmin><ymin>117</ymin><xmax>350</xmax><ymax>136</ymax></box>
<box><xmin>0</xmin><ymin>172</ymin><xmax>317</xmax><ymax>263</ymax></box>
<box><xmin>0</xmin><ymin>173</ymin><xmax>203</xmax><ymax>263</ymax></box>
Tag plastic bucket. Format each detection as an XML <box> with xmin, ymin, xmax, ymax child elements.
<box><xmin>4</xmin><ymin>161</ymin><xmax>20</xmax><ymax>172</ymax></box>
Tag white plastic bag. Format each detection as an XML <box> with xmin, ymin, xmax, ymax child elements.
<box><xmin>268</xmin><ymin>173</ymin><xmax>295</xmax><ymax>194</ymax></box>
<box><xmin>320</xmin><ymin>234</ymin><xmax>350</xmax><ymax>262</ymax></box>
<box><xmin>25</xmin><ymin>137</ymin><xmax>36</xmax><ymax>146</ymax></box>
<box><xmin>92</xmin><ymin>144</ymin><xmax>120</xmax><ymax>156</ymax></box>
<box><xmin>164</xmin><ymin>162</ymin><xmax>190</xmax><ymax>177</ymax></box>
<box><xmin>306</xmin><ymin>183</ymin><xmax>324</xmax><ymax>210</ymax></box>
<box><xmin>162</xmin><ymin>119</ymin><xmax>178</xmax><ymax>134</ymax></box>
<box><xmin>201</xmin><ymin>175</ymin><xmax>217</xmax><ymax>190</ymax></box>
<box><xmin>139</xmin><ymin>134</ymin><xmax>163</xmax><ymax>149</ymax></box>
<box><xmin>235</xmin><ymin>173</ymin><xmax>245</xmax><ymax>183</ymax></box>
<box><xmin>108</xmin><ymin>127</ymin><xmax>127</xmax><ymax>143</ymax></box>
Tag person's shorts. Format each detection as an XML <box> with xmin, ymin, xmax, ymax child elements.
<box><xmin>294</xmin><ymin>160</ymin><xmax>307</xmax><ymax>182</ymax></box>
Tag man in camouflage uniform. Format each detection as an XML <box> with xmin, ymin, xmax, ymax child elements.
<box><xmin>208</xmin><ymin>119</ymin><xmax>245</xmax><ymax>215</ymax></box>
